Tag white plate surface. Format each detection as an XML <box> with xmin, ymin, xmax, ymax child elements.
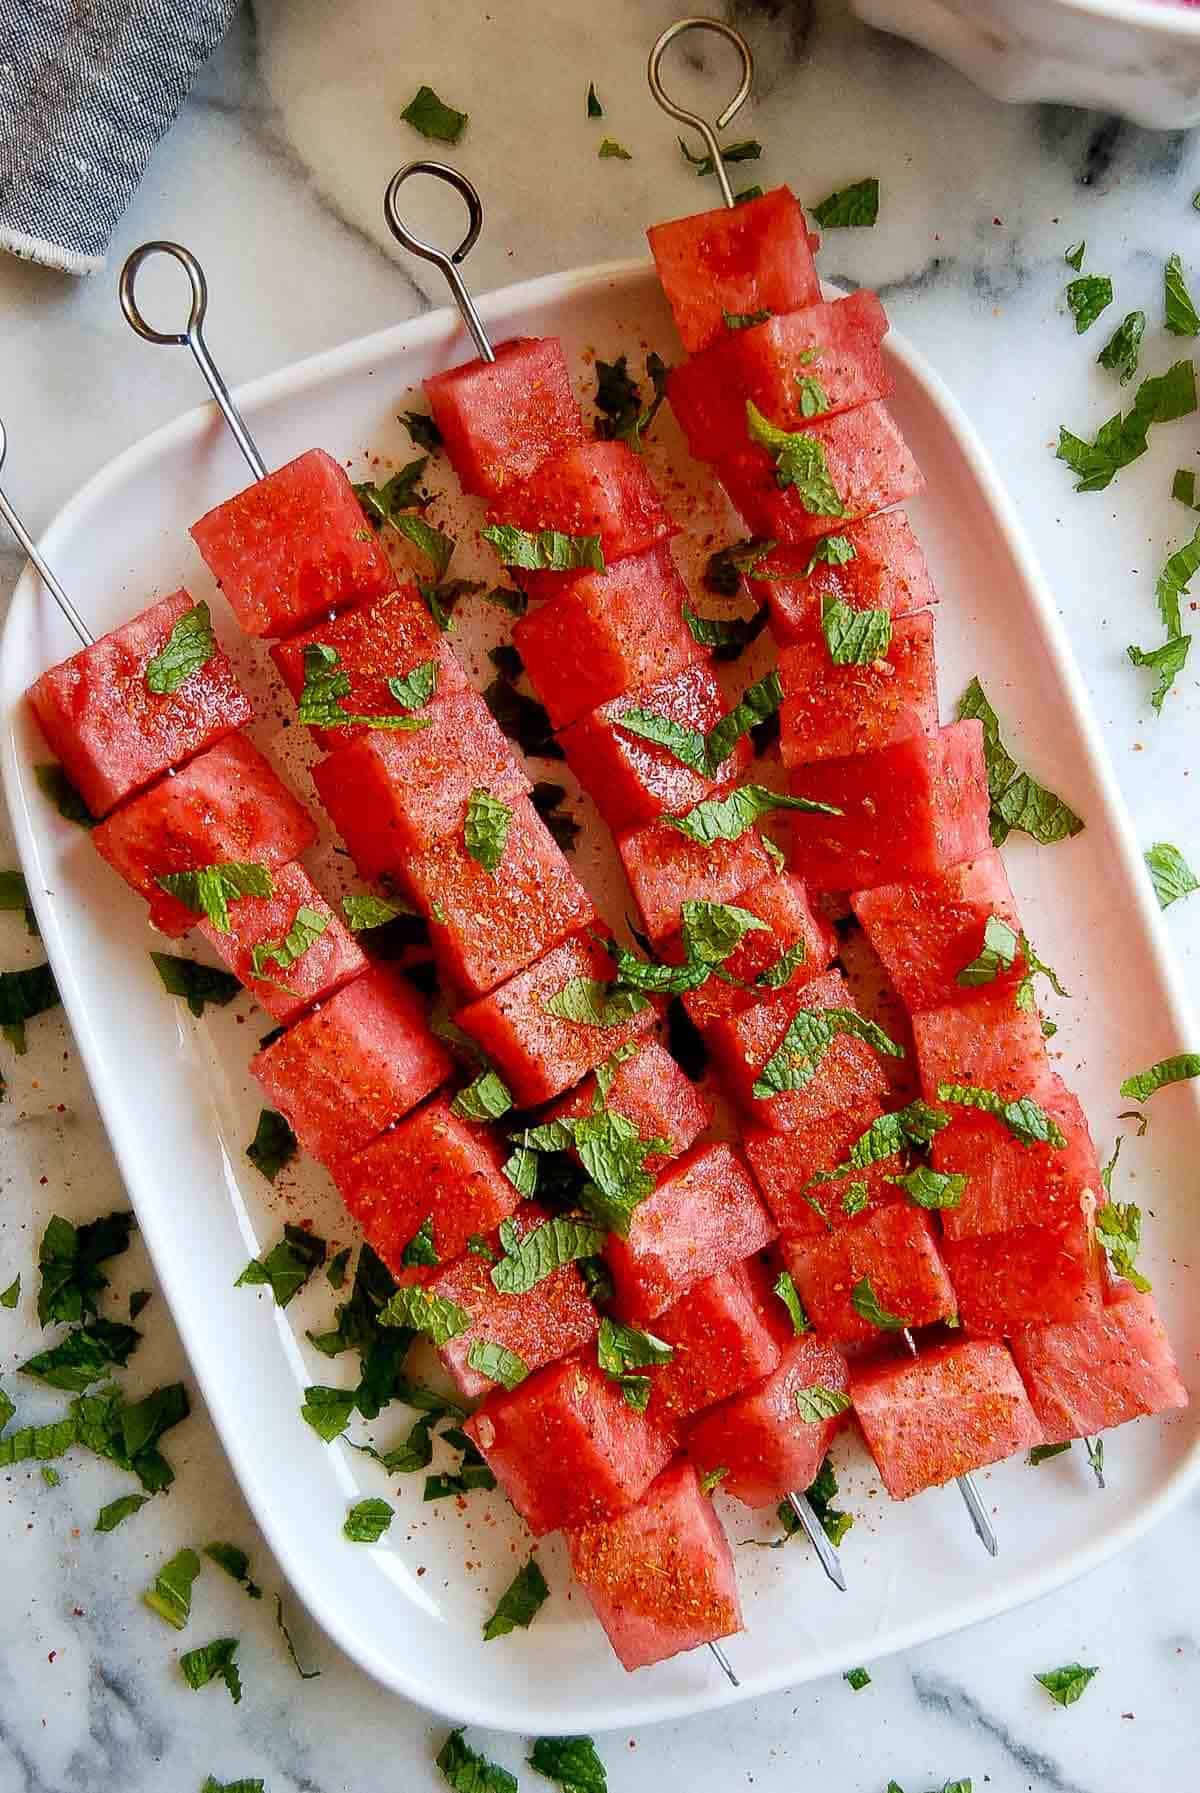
<box><xmin>2</xmin><ymin>261</ymin><xmax>1199</xmax><ymax>1734</ymax></box>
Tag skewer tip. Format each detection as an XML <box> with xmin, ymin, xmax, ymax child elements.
<box><xmin>708</xmin><ymin>1639</ymin><xmax>740</xmax><ymax>1686</ymax></box>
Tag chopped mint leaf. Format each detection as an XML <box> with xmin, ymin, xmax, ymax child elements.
<box><xmin>702</xmin><ymin>536</ymin><xmax>775</xmax><ymax>595</ymax></box>
<box><xmin>1036</xmin><ymin>1662</ymin><xmax>1099</xmax><ymax>1707</ymax></box>
<box><xmin>452</xmin><ymin>1069</ymin><xmax>514</xmax><ymax>1123</ymax></box>
<box><xmin>95</xmin><ymin>1492</ymin><xmax>148</xmax><ymax>1532</ymax></box>
<box><xmin>490</xmin><ymin>1216</ymin><xmax>605</xmax><ymax>1295</ymax></box>
<box><xmin>391</xmin><ymin>512</ymin><xmax>456</xmax><ymax>579</ymax></box>
<box><xmin>702</xmin><ymin>669</ymin><xmax>784</xmax><ymax>771</ymax></box>
<box><xmin>1066</xmin><ymin>274</ymin><xmax>1112</xmax><ymax>334</ymax></box>
<box><xmin>1174</xmin><ymin>466</ymin><xmax>1198</xmax><ymax>507</ymax></box>
<box><xmin>597</xmin><ymin>1316</ymin><xmax>672</xmax><ymax>1409</ymax></box>
<box><xmin>773</xmin><ymin>1269</ymin><xmax>810</xmax><ymax>1335</ymax></box>
<box><xmin>400</xmin><ymin>1217</ymin><xmax>439</xmax><ymax>1270</ymax></box>
<box><xmin>421</xmin><ymin>576</ymin><xmax>486</xmax><ymax>630</ymax></box>
<box><xmin>850</xmin><ymin>1275</ymin><xmax>910</xmax><ymax>1331</ymax></box>
<box><xmin>483</xmin><ymin>583</ymin><xmax>528</xmax><ymax>617</ymax></box>
<box><xmin>1156</xmin><ymin>519</ymin><xmax>1200</xmax><ymax>637</ymax></box>
<box><xmin>529</xmin><ymin>1733</ymin><xmax>607</xmax><ymax>1793</ymax></box>
<box><xmin>617</xmin><ymin>705</ymin><xmax>708</xmax><ymax>774</ymax></box>
<box><xmin>598</xmin><ymin>138</ymin><xmax>632</xmax><ymax>159</ymax></box>
<box><xmin>1146</xmin><ymin>840</ymin><xmax>1199</xmax><ymax>908</ymax></box>
<box><xmin>143</xmin><ymin>1546</ymin><xmax>202</xmax><ymax>1629</ymax></box>
<box><xmin>587</xmin><ymin>82</ymin><xmax>603</xmax><ymax>118</ymax></box>
<box><xmin>35</xmin><ymin>761</ymin><xmax>95</xmax><ymax>828</ymax></box>
<box><xmin>734</xmin><ymin>185</ymin><xmax>764</xmax><ymax>205</ymax></box>
<box><xmin>502</xmin><ymin>1135</ymin><xmax>540</xmax><ymax>1199</ymax></box>
<box><xmin>402</xmin><ymin>410</ymin><xmax>442</xmax><ymax>453</ymax></box>
<box><xmin>467</xmin><ymin>1340</ymin><xmax>530</xmax><ymax>1391</ymax></box>
<box><xmin>1127</xmin><ymin>634</ymin><xmax>1190</xmax><ymax>712</ymax></box>
<box><xmin>810</xmin><ymin>178</ymin><xmax>879</xmax><ymax>228</ymax></box>
<box><xmin>201</xmin><ymin>1779</ymin><xmax>264</xmax><ymax>1793</ymax></box>
<box><xmin>746</xmin><ymin>400</ymin><xmax>846</xmax><ymax>516</ymax></box>
<box><xmin>807</xmin><ymin>1452</ymin><xmax>855</xmax><ymax>1547</ymax></box>
<box><xmin>1085</xmin><ymin>1435</ymin><xmax>1106</xmax><ymax>1487</ymax></box>
<box><xmin>956</xmin><ymin>914</ymin><xmax>1019</xmax><ymax>987</ymax></box>
<box><xmin>1120</xmin><ymin>1051</ymin><xmax>1200</xmax><ymax>1103</ymax></box>
<box><xmin>236</xmin><ymin>1221</ymin><xmax>324</xmax><ymax>1304</ymax></box>
<box><xmin>437</xmin><ymin>1730</ymin><xmax>518</xmax><ymax>1793</ymax></box>
<box><xmin>245</xmin><ymin>1108</ymin><xmax>298</xmax><ymax>1184</ymax></box>
<box><xmin>936</xmin><ymin>1082</ymin><xmax>1067</xmax><ymax>1146</ymax></box>
<box><xmin>1029</xmin><ymin>1440</ymin><xmax>1072</xmax><ymax>1465</ymax></box>
<box><xmin>531</xmin><ymin>781</ymin><xmax>581</xmax><ymax>852</ymax></box>
<box><xmin>296</xmin><ymin>641</ymin><xmax>433</xmax><ymax>731</ymax></box>
<box><xmin>545</xmin><ymin>976</ymin><xmax>649</xmax><ymax>1028</ymax></box>
<box><xmin>1013</xmin><ymin>932</ymin><xmax>1068</xmax><ymax>1016</ymax></box>
<box><xmin>0</xmin><ymin>1273</ymin><xmax>17</xmax><ymax>1308</ymax></box>
<box><xmin>682</xmin><ymin>898</ymin><xmax>769</xmax><ymax>967</ymax></box>
<box><xmin>36</xmin><ymin>1210</ymin><xmax>133</xmax><ymax>1326</ymax></box>
<box><xmin>797</xmin><ymin>375</ymin><xmax>830</xmax><ymax>417</ymax></box>
<box><xmin>356</xmin><ymin>458</ymin><xmax>428</xmax><ymax>517</ymax></box>
<box><xmin>820</xmin><ymin>595</ymin><xmax>892</xmax><ymax>665</ymax></box>
<box><xmin>144</xmin><ymin>600</ymin><xmax>216</xmax><ymax>695</ymax></box>
<box><xmin>19</xmin><ymin>1317</ymin><xmax>140</xmax><ymax>1392</ymax></box>
<box><xmin>1095</xmin><ymin>1199</ymin><xmax>1151</xmax><ymax>1292</ymax></box>
<box><xmin>482</xmin><ymin>523</ymin><xmax>605</xmax><ymax>572</ymax></box>
<box><xmin>40</xmin><ymin>1466</ymin><xmax>59</xmax><ymax>1486</ymax></box>
<box><xmin>401</xmin><ymin>84</ymin><xmax>467</xmax><ymax>144</ymax></box>
<box><xmin>844</xmin><ymin>1666</ymin><xmax>871</xmax><ymax>1691</ymax></box>
<box><xmin>204</xmin><ymin>1542</ymin><xmax>263</xmax><ymax>1599</ymax></box>
<box><xmin>1056</xmin><ymin>358</ymin><xmax>1197</xmax><ymax>493</ymax></box>
<box><xmin>484</xmin><ymin>671</ymin><xmax>562</xmax><ymax>761</ymax></box>
<box><xmin>679</xmin><ymin>136</ymin><xmax>761</xmax><ymax>178</ymax></box>
<box><xmin>889</xmin><ymin>1165</ymin><xmax>967</xmax><ymax>1209</ymax></box>
<box><xmin>249</xmin><ymin>904</ymin><xmax>329</xmax><ymax>984</ymax></box>
<box><xmin>667</xmin><ymin>781</ymin><xmax>840</xmax><ymax>846</ymax></box>
<box><xmin>594</xmin><ymin>352</ymin><xmax>671</xmax><ymax>450</ymax></box>
<box><xmin>275</xmin><ymin>1592</ymin><xmax>320</xmax><ymax>1678</ymax></box>
<box><xmin>179</xmin><ymin>1635</ymin><xmax>242</xmax><ymax>1702</ymax></box>
<box><xmin>325</xmin><ymin>1249</ymin><xmax>350</xmax><ymax>1291</ymax></box>
<box><xmin>681</xmin><ymin>600</ymin><xmax>768</xmax><ymax>662</ymax></box>
<box><xmin>757</xmin><ymin>940</ymin><xmax>807</xmax><ymax>989</ymax></box>
<box><xmin>0</xmin><ymin>1412</ymin><xmax>78</xmax><ymax>1467</ymax></box>
<box><xmin>0</xmin><ymin>867</ymin><xmax>37</xmax><ymax>937</ymax></box>
<box><xmin>341</xmin><ymin>892</ymin><xmax>411</xmax><ymax>932</ymax></box>
<box><xmin>387</xmin><ymin>658</ymin><xmax>439</xmax><ymax>712</ymax></box>
<box><xmin>464</xmin><ymin>789</ymin><xmax>512</xmax><ymax>875</ymax></box>
<box><xmin>343</xmin><ymin>1496</ymin><xmax>393</xmax><ymax>1542</ymax></box>
<box><xmin>157</xmin><ymin>862</ymin><xmax>273</xmax><ymax>934</ymax></box>
<box><xmin>1166</xmin><ymin>252</ymin><xmax>1200</xmax><ymax>336</ymax></box>
<box><xmin>956</xmin><ymin>676</ymin><xmax>1083</xmax><ymax>845</ymax></box>
<box><xmin>805</xmin><ymin>534</ymin><xmax>857</xmax><ymax>573</ymax></box>
<box><xmin>378</xmin><ymin>1283</ymin><xmax>472</xmax><ymax>1346</ymax></box>
<box><xmin>0</xmin><ymin>962</ymin><xmax>60</xmax><ymax>1053</ymax></box>
<box><xmin>1065</xmin><ymin>241</ymin><xmax>1086</xmax><ymax>271</ymax></box>
<box><xmin>700</xmin><ymin>1466</ymin><xmax>729</xmax><ymax>1497</ymax></box>
<box><xmin>1097</xmin><ymin>310</ymin><xmax>1145</xmax><ymax>385</ymax></box>
<box><xmin>794</xmin><ymin>1384</ymin><xmax>852</xmax><ymax>1422</ymax></box>
<box><xmin>753</xmin><ymin>1007</ymin><xmax>903</xmax><ymax>1100</ymax></box>
<box><xmin>723</xmin><ymin>308</ymin><xmax>773</xmax><ymax>330</ymax></box>
<box><xmin>150</xmin><ymin>951</ymin><xmax>240</xmax><ymax>1017</ymax></box>
<box><xmin>483</xmin><ymin>1556</ymin><xmax>549</xmax><ymax>1640</ymax></box>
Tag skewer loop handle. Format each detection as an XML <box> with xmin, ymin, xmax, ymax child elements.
<box><xmin>647</xmin><ymin>17</ymin><xmax>754</xmax><ymax>210</ymax></box>
<box><xmin>383</xmin><ymin>162</ymin><xmax>495</xmax><ymax>363</ymax></box>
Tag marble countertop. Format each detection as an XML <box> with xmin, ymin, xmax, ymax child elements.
<box><xmin>2</xmin><ymin>3</ymin><xmax>1199</xmax><ymax>1788</ymax></box>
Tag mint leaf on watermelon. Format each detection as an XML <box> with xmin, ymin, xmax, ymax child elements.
<box><xmin>1145</xmin><ymin>840</ymin><xmax>1199</xmax><ymax>909</ymax></box>
<box><xmin>387</xmin><ymin>659</ymin><xmax>440</xmax><ymax>712</ymax></box>
<box><xmin>400</xmin><ymin>1217</ymin><xmax>439</xmax><ymax>1269</ymax></box>
<box><xmin>936</xmin><ymin>1082</ymin><xmax>1067</xmax><ymax>1147</ymax></box>
<box><xmin>746</xmin><ymin>401</ymin><xmax>846</xmax><ymax>516</ymax></box>
<box><xmin>296</xmin><ymin>641</ymin><xmax>433</xmax><ymax>731</ymax></box>
<box><xmin>401</xmin><ymin>84</ymin><xmax>468</xmax><ymax>144</ymax></box>
<box><xmin>820</xmin><ymin>595</ymin><xmax>892</xmax><ymax>665</ymax></box>
<box><xmin>1065</xmin><ymin>274</ymin><xmax>1112</xmax><ymax>334</ymax></box>
<box><xmin>482</xmin><ymin>1556</ymin><xmax>549</xmax><ymax>1640</ymax></box>
<box><xmin>681</xmin><ymin>899</ymin><xmax>769</xmax><ymax>966</ymax></box>
<box><xmin>144</xmin><ymin>600</ymin><xmax>216</xmax><ymax>695</ymax></box>
<box><xmin>249</xmin><ymin>905</ymin><xmax>330</xmax><ymax>984</ymax></box>
<box><xmin>452</xmin><ymin>1069</ymin><xmax>514</xmax><ymax>1122</ymax></box>
<box><xmin>1097</xmin><ymin>310</ymin><xmax>1145</xmax><ymax>385</ymax></box>
<box><xmin>887</xmin><ymin>1166</ymin><xmax>967</xmax><ymax>1209</ymax></box>
<box><xmin>35</xmin><ymin>761</ymin><xmax>95</xmax><ymax>829</ymax></box>
<box><xmin>464</xmin><ymin>789</ymin><xmax>513</xmax><ymax>874</ymax></box>
<box><xmin>150</xmin><ymin>951</ymin><xmax>240</xmax><ymax>1017</ymax></box>
<box><xmin>143</xmin><ymin>1546</ymin><xmax>202</xmax><ymax>1629</ymax></box>
<box><xmin>955</xmin><ymin>914</ymin><xmax>1019</xmax><ymax>987</ymax></box>
<box><xmin>666</xmin><ymin>781</ymin><xmax>840</xmax><ymax>846</ymax></box>
<box><xmin>772</xmin><ymin>1269</ymin><xmax>810</xmax><ymax>1335</ymax></box>
<box><xmin>437</xmin><ymin>1730</ymin><xmax>518</xmax><ymax>1793</ymax></box>
<box><xmin>502</xmin><ymin>1134</ymin><xmax>540</xmax><ymax>1199</ymax></box>
<box><xmin>796</xmin><ymin>375</ymin><xmax>830</xmax><ymax>418</ymax></box>
<box><xmin>723</xmin><ymin>307</ymin><xmax>772</xmax><ymax>331</ymax></box>
<box><xmin>529</xmin><ymin>1733</ymin><xmax>607</xmax><ymax>1793</ymax></box>
<box><xmin>757</xmin><ymin>939</ymin><xmax>807</xmax><ymax>989</ymax></box>
<box><xmin>849</xmin><ymin>1275</ymin><xmax>909</xmax><ymax>1331</ymax></box>
<box><xmin>681</xmin><ymin>601</ymin><xmax>768</xmax><ymax>662</ymax></box>
<box><xmin>341</xmin><ymin>892</ymin><xmax>413</xmax><ymax>932</ymax></box>
<box><xmin>490</xmin><ymin>1216</ymin><xmax>605</xmax><ymax>1295</ymax></box>
<box><xmin>699</xmin><ymin>1465</ymin><xmax>729</xmax><ymax>1496</ymax></box>
<box><xmin>343</xmin><ymin>1496</ymin><xmax>393</xmax><ymax>1542</ymax></box>
<box><xmin>617</xmin><ymin>705</ymin><xmax>708</xmax><ymax>774</ymax></box>
<box><xmin>275</xmin><ymin>1593</ymin><xmax>320</xmax><ymax>1679</ymax></box>
<box><xmin>794</xmin><ymin>1384</ymin><xmax>852</xmax><ymax>1422</ymax></box>
<box><xmin>545</xmin><ymin>977</ymin><xmax>649</xmax><ymax>1027</ymax></box>
<box><xmin>236</xmin><ymin>1220</ymin><xmax>324</xmax><ymax>1303</ymax></box>
<box><xmin>753</xmin><ymin>1007</ymin><xmax>904</xmax><ymax>1100</ymax></box>
<box><xmin>810</xmin><ymin>178</ymin><xmax>878</xmax><ymax>227</ymax></box>
<box><xmin>597</xmin><ymin>1315</ymin><xmax>672</xmax><ymax>1408</ymax></box>
<box><xmin>481</xmin><ymin>523</ymin><xmax>605</xmax><ymax>573</ymax></box>
<box><xmin>157</xmin><ymin>861</ymin><xmax>274</xmax><ymax>933</ymax></box>
<box><xmin>378</xmin><ymin>1284</ymin><xmax>472</xmax><ymax>1346</ymax></box>
<box><xmin>1095</xmin><ymin>1199</ymin><xmax>1151</xmax><ymax>1292</ymax></box>
<box><xmin>0</xmin><ymin>962</ymin><xmax>60</xmax><ymax>1053</ymax></box>
<box><xmin>956</xmin><ymin>676</ymin><xmax>1084</xmax><ymax>845</ymax></box>
<box><xmin>702</xmin><ymin>669</ymin><xmax>783</xmax><ymax>771</ymax></box>
<box><xmin>1035</xmin><ymin>1662</ymin><xmax>1099</xmax><ymax>1707</ymax></box>
<box><xmin>467</xmin><ymin>1340</ymin><xmax>530</xmax><ymax>1391</ymax></box>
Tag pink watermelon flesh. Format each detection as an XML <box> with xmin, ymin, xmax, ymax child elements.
<box><xmin>942</xmin><ymin>1206</ymin><xmax>1102</xmax><ymax>1336</ymax></box>
<box><xmin>618</xmin><ymin>799</ymin><xmax>774</xmax><ymax>944</ymax></box>
<box><xmin>647</xmin><ymin>186</ymin><xmax>821</xmax><ymax>354</ymax></box>
<box><xmin>465</xmin><ymin>1354</ymin><xmax>674</xmax><ymax>1536</ymax></box>
<box><xmin>744</xmin><ymin>1095</ymin><xmax>903</xmax><ymax>1236</ymax></box>
<box><xmin>567</xmin><ymin>1459</ymin><xmax>742</xmax><ymax>1670</ymax></box>
<box><xmin>911</xmin><ymin>991</ymin><xmax>1053</xmax><ymax>1103</ymax></box>
<box><xmin>647</xmin><ymin>1261</ymin><xmax>782</xmax><ymax>1425</ymax></box>
<box><xmin>545</xmin><ymin>1038</ymin><xmax>711</xmax><ymax>1169</ymax></box>
<box><xmin>749</xmin><ymin>512</ymin><xmax>937</xmax><ymax>645</ymax></box>
<box><xmin>27</xmin><ymin>588</ymin><xmax>252</xmax><ymax>818</ymax></box>
<box><xmin>487</xmin><ymin>440</ymin><xmax>675</xmax><ymax>569</ymax></box>
<box><xmin>198</xmin><ymin>859</ymin><xmax>366</xmax><ymax>1023</ymax></box>
<box><xmin>189</xmin><ymin>447</ymin><xmax>393</xmax><ymax>638</ymax></box>
<box><xmin>851</xmin><ymin>850</ymin><xmax>1025</xmax><ymax>1013</ymax></box>
<box><xmin>933</xmin><ymin>1075</ymin><xmax>1102</xmax><ymax>1240</ymax></box>
<box><xmin>686</xmin><ymin>1333</ymin><xmax>851</xmax><ymax>1508</ymax></box>
<box><xmin>851</xmin><ymin>1337</ymin><xmax>1042</xmax><ymax>1499</ymax></box>
<box><xmin>779</xmin><ymin>611</ymin><xmax>938</xmax><ymax>768</ymax></box>
<box><xmin>783</xmin><ymin>1202</ymin><xmax>956</xmax><ymax>1345</ymax></box>
<box><xmin>424</xmin><ymin>336</ymin><xmax>585</xmax><ymax>499</ymax></box>
<box><xmin>1010</xmin><ymin>1288</ymin><xmax>1188</xmax><ymax>1443</ymax></box>
<box><xmin>92</xmin><ymin>733</ymin><xmax>317</xmax><ymax>937</ymax></box>
<box><xmin>673</xmin><ymin>870</ymin><xmax>838</xmax><ymax>1031</ymax></box>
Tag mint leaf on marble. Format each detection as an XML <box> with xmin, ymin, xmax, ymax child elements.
<box><xmin>401</xmin><ymin>85</ymin><xmax>468</xmax><ymax>144</ymax></box>
<box><xmin>528</xmin><ymin>1734</ymin><xmax>607</xmax><ymax>1793</ymax></box>
<box><xmin>1097</xmin><ymin>310</ymin><xmax>1145</xmax><ymax>385</ymax></box>
<box><xmin>36</xmin><ymin>1210</ymin><xmax>134</xmax><ymax>1326</ymax></box>
<box><xmin>437</xmin><ymin>1731</ymin><xmax>518</xmax><ymax>1793</ymax></box>
<box><xmin>1056</xmin><ymin>358</ymin><xmax>1197</xmax><ymax>493</ymax></box>
<box><xmin>205</xmin><ymin>1542</ymin><xmax>263</xmax><ymax>1599</ymax></box>
<box><xmin>180</xmin><ymin>1636</ymin><xmax>242</xmax><ymax>1702</ymax></box>
<box><xmin>1166</xmin><ymin>252</ymin><xmax>1200</xmax><ymax>336</ymax></box>
<box><xmin>810</xmin><ymin>178</ymin><xmax>879</xmax><ymax>227</ymax></box>
<box><xmin>143</xmin><ymin>1546</ymin><xmax>202</xmax><ymax>1629</ymax></box>
<box><xmin>587</xmin><ymin>82</ymin><xmax>603</xmax><ymax>118</ymax></box>
<box><xmin>1065</xmin><ymin>274</ymin><xmax>1112</xmax><ymax>334</ymax></box>
<box><xmin>598</xmin><ymin>138</ymin><xmax>632</xmax><ymax>160</ymax></box>
<box><xmin>1035</xmin><ymin>1662</ymin><xmax>1099</xmax><ymax>1707</ymax></box>
<box><xmin>19</xmin><ymin>1317</ymin><xmax>140</xmax><ymax>1392</ymax></box>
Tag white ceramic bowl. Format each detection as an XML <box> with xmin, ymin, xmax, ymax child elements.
<box><xmin>852</xmin><ymin>0</ymin><xmax>1200</xmax><ymax>128</ymax></box>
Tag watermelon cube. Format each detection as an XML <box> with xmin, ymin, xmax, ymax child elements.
<box><xmin>934</xmin><ymin>1076</ymin><xmax>1102</xmax><ymax>1240</ymax></box>
<box><xmin>465</xmin><ymin>1354</ymin><xmax>674</xmax><ymax>1535</ymax></box>
<box><xmin>779</xmin><ymin>611</ymin><xmax>938</xmax><ymax>768</ymax></box>
<box><xmin>942</xmin><ymin>1206</ymin><xmax>1102</xmax><ymax>1336</ymax></box>
<box><xmin>605</xmin><ymin>1143</ymin><xmax>777</xmax><ymax>1325</ymax></box>
<box><xmin>250</xmin><ymin>964</ymin><xmax>451</xmax><ymax>1166</ymax></box>
<box><xmin>418</xmin><ymin>1203</ymin><xmax>599</xmax><ymax>1399</ymax></box>
<box><xmin>715</xmin><ymin>402</ymin><xmax>924</xmax><ymax>545</ymax></box>
<box><xmin>333</xmin><ymin>1090</ymin><xmax>520</xmax><ymax>1269</ymax></box>
<box><xmin>911</xmin><ymin>991</ymin><xmax>1052</xmax><ymax>1102</ymax></box>
<box><xmin>851</xmin><ymin>1337</ymin><xmax>1042</xmax><ymax>1499</ymax></box>
<box><xmin>1010</xmin><ymin>1287</ymin><xmax>1188</xmax><ymax>1444</ymax></box>
<box><xmin>190</xmin><ymin>448</ymin><xmax>393</xmax><ymax>638</ymax></box>
<box><xmin>198</xmin><ymin>860</ymin><xmax>366</xmax><ymax>1023</ymax></box>
<box><xmin>707</xmin><ymin>967</ymin><xmax>893</xmax><ymax>1134</ymax></box>
<box><xmin>411</xmin><ymin>796</ymin><xmax>597</xmax><ymax>1001</ymax></box>
<box><xmin>851</xmin><ymin>850</ymin><xmax>1025</xmax><ymax>1013</ymax></box>
<box><xmin>744</xmin><ymin>1096</ymin><xmax>903</xmax><ymax>1236</ymax></box>
<box><xmin>783</xmin><ymin>1202</ymin><xmax>956</xmax><ymax>1344</ymax></box>
<box><xmin>312</xmin><ymin>689</ymin><xmax>529</xmax><ymax>880</ymax></box>
<box><xmin>487</xmin><ymin>441</ymin><xmax>675</xmax><ymax>570</ymax></box>
<box><xmin>647</xmin><ymin>187</ymin><xmax>821</xmax><ymax>354</ymax></box>
<box><xmin>671</xmin><ymin>871</ymin><xmax>837</xmax><ymax>1030</ymax></box>
<box><xmin>92</xmin><ymin>733</ymin><xmax>317</xmax><ymax>937</ymax></box>
<box><xmin>668</xmin><ymin>291</ymin><xmax>891</xmax><ymax>461</ymax></box>
<box><xmin>560</xmin><ymin>661</ymin><xmax>750</xmax><ymax>833</ymax></box>
<box><xmin>454</xmin><ymin>929</ymin><xmax>658</xmax><ymax>1107</ymax></box>
<box><xmin>787</xmin><ymin>721</ymin><xmax>992</xmax><ymax>892</ymax></box>
<box><xmin>686</xmin><ymin>1334</ymin><xmax>851</xmax><ymax>1508</ymax></box>
<box><xmin>512</xmin><ymin>544</ymin><xmax>704</xmax><ymax>729</ymax></box>
<box><xmin>567</xmin><ymin>1459</ymin><xmax>742</xmax><ymax>1670</ymax></box>
<box><xmin>618</xmin><ymin>797</ymin><xmax>774</xmax><ymax>944</ymax></box>
<box><xmin>269</xmin><ymin>583</ymin><xmax>467</xmax><ymax>751</ymax></box>
<box><xmin>647</xmin><ymin>1261</ymin><xmax>781</xmax><ymax>1425</ymax></box>
<box><xmin>424</xmin><ymin>337</ymin><xmax>584</xmax><ymax>499</ymax></box>
<box><xmin>749</xmin><ymin>512</ymin><xmax>938</xmax><ymax>646</ymax></box>
<box><xmin>27</xmin><ymin>589</ymin><xmax>252</xmax><ymax>819</ymax></box>
<box><xmin>545</xmin><ymin>1038</ymin><xmax>711</xmax><ymax>1168</ymax></box>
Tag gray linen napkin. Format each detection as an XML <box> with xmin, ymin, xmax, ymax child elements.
<box><xmin>0</xmin><ymin>0</ymin><xmax>237</xmax><ymax>275</ymax></box>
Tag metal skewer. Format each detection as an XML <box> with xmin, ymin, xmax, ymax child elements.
<box><xmin>649</xmin><ymin>15</ymin><xmax>1000</xmax><ymax>1559</ymax></box>
<box><xmin>0</xmin><ymin>418</ymin><xmax>94</xmax><ymax>646</ymax></box>
<box><xmin>383</xmin><ymin>160</ymin><xmax>846</xmax><ymax>1615</ymax></box>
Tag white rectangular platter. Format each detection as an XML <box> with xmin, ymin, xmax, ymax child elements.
<box><xmin>2</xmin><ymin>261</ymin><xmax>1198</xmax><ymax>1735</ymax></box>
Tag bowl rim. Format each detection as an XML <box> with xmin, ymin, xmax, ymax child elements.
<box><xmin>1044</xmin><ymin>0</ymin><xmax>1200</xmax><ymax>36</ymax></box>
